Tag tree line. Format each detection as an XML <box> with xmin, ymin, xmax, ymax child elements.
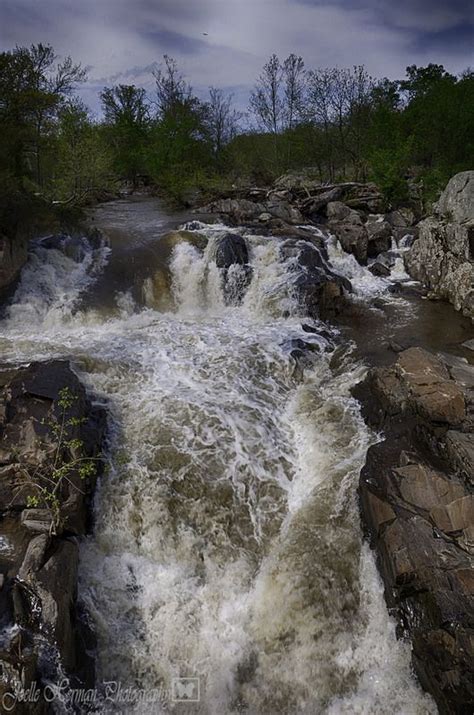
<box><xmin>1</xmin><ymin>43</ymin><xmax>473</xmax><ymax>218</ymax></box>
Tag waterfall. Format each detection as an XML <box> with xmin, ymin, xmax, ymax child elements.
<box><xmin>0</xmin><ymin>213</ymin><xmax>434</xmax><ymax>714</ymax></box>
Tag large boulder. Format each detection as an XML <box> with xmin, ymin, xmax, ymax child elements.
<box><xmin>366</xmin><ymin>215</ymin><xmax>393</xmax><ymax>257</ymax></box>
<box><xmin>435</xmin><ymin>171</ymin><xmax>474</xmax><ymax>224</ymax></box>
<box><xmin>328</xmin><ymin>209</ymin><xmax>369</xmax><ymax>264</ymax></box>
<box><xmin>354</xmin><ymin>348</ymin><xmax>474</xmax><ymax>713</ymax></box>
<box><xmin>405</xmin><ymin>216</ymin><xmax>474</xmax><ymax>318</ymax></box>
<box><xmin>215</xmin><ymin>232</ymin><xmax>249</xmax><ymax>268</ymax></box>
<box><xmin>279</xmin><ymin>239</ymin><xmax>351</xmax><ymax>318</ymax></box>
<box><xmin>405</xmin><ymin>172</ymin><xmax>474</xmax><ymax>318</ymax></box>
<box><xmin>214</xmin><ymin>233</ymin><xmax>252</xmax><ymax>304</ymax></box>
<box><xmin>265</xmin><ymin>195</ymin><xmax>304</xmax><ymax>224</ymax></box>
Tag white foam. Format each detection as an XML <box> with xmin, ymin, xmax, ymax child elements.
<box><xmin>0</xmin><ymin>219</ymin><xmax>433</xmax><ymax>713</ymax></box>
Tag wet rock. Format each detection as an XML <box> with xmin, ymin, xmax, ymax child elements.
<box><xmin>358</xmin><ymin>347</ymin><xmax>466</xmax><ymax>427</ymax></box>
<box><xmin>328</xmin><ymin>209</ymin><xmax>369</xmax><ymax>264</ymax></box>
<box><xmin>0</xmin><ymin>360</ymin><xmax>106</xmax><ymax>707</ymax></box>
<box><xmin>39</xmin><ymin>230</ymin><xmax>106</xmax><ymax>262</ymax></box>
<box><xmin>280</xmin><ymin>239</ymin><xmax>351</xmax><ymax>318</ymax></box>
<box><xmin>215</xmin><ymin>233</ymin><xmax>252</xmax><ymax>304</ymax></box>
<box><xmin>215</xmin><ymin>232</ymin><xmax>249</xmax><ymax>268</ymax></box>
<box><xmin>366</xmin><ymin>215</ymin><xmax>392</xmax><ymax>258</ymax></box>
<box><xmin>355</xmin><ymin>346</ymin><xmax>474</xmax><ymax>713</ymax></box>
<box><xmin>369</xmin><ymin>261</ymin><xmax>391</xmax><ymax>277</ymax></box>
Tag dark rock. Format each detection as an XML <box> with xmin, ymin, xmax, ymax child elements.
<box><xmin>215</xmin><ymin>232</ymin><xmax>249</xmax><ymax>269</ymax></box>
<box><xmin>355</xmin><ymin>347</ymin><xmax>474</xmax><ymax>713</ymax></box>
<box><xmin>0</xmin><ymin>230</ymin><xmax>29</xmax><ymax>301</ymax></box>
<box><xmin>369</xmin><ymin>262</ymin><xmax>391</xmax><ymax>277</ymax></box>
<box><xmin>0</xmin><ymin>360</ymin><xmax>106</xmax><ymax>708</ymax></box>
<box><xmin>197</xmin><ymin>198</ymin><xmax>265</xmax><ymax>224</ymax></box>
<box><xmin>280</xmin><ymin>239</ymin><xmax>351</xmax><ymax>318</ymax></box>
<box><xmin>328</xmin><ymin>210</ymin><xmax>369</xmax><ymax>264</ymax></box>
<box><xmin>215</xmin><ymin>233</ymin><xmax>252</xmax><ymax>304</ymax></box>
<box><xmin>366</xmin><ymin>215</ymin><xmax>393</xmax><ymax>258</ymax></box>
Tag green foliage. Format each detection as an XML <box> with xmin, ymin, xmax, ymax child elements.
<box><xmin>1</xmin><ymin>44</ymin><xmax>473</xmax><ymax>214</ymax></box>
<box><xmin>14</xmin><ymin>385</ymin><xmax>101</xmax><ymax>534</ymax></box>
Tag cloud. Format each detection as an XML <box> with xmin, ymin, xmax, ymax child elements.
<box><xmin>1</xmin><ymin>0</ymin><xmax>473</xmax><ymax>114</ymax></box>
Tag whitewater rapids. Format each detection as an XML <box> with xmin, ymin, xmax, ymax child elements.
<box><xmin>0</xmin><ymin>213</ymin><xmax>434</xmax><ymax>714</ymax></box>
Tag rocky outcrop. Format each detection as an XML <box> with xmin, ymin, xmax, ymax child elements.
<box><xmin>354</xmin><ymin>347</ymin><xmax>474</xmax><ymax>714</ymax></box>
<box><xmin>405</xmin><ymin>172</ymin><xmax>474</xmax><ymax>318</ymax></box>
<box><xmin>197</xmin><ymin>176</ymin><xmax>386</xmax><ymax>229</ymax></box>
<box><xmin>198</xmin><ymin>198</ymin><xmax>266</xmax><ymax>224</ymax></box>
<box><xmin>197</xmin><ymin>176</ymin><xmax>419</xmax><ymax>269</ymax></box>
<box><xmin>279</xmin><ymin>239</ymin><xmax>351</xmax><ymax>318</ymax></box>
<box><xmin>435</xmin><ymin>172</ymin><xmax>474</xmax><ymax>224</ymax></box>
<box><xmin>0</xmin><ymin>360</ymin><xmax>106</xmax><ymax>712</ymax></box>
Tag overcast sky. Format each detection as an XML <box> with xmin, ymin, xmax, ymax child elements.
<box><xmin>1</xmin><ymin>0</ymin><xmax>473</xmax><ymax>114</ymax></box>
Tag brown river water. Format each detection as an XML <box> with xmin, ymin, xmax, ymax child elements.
<box><xmin>0</xmin><ymin>196</ymin><xmax>471</xmax><ymax>713</ymax></box>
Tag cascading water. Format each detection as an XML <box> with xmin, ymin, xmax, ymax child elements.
<box><xmin>0</xmin><ymin>211</ymin><xmax>435</xmax><ymax>713</ymax></box>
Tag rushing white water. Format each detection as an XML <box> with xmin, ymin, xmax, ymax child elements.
<box><xmin>0</xmin><ymin>217</ymin><xmax>435</xmax><ymax>714</ymax></box>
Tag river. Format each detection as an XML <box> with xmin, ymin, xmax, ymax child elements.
<box><xmin>1</xmin><ymin>196</ymin><xmax>458</xmax><ymax>713</ymax></box>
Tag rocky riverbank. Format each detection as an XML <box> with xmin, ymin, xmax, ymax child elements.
<box><xmin>0</xmin><ymin>360</ymin><xmax>106</xmax><ymax>713</ymax></box>
<box><xmin>353</xmin><ymin>347</ymin><xmax>474</xmax><ymax>714</ymax></box>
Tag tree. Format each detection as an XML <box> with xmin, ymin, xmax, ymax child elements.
<box><xmin>204</xmin><ymin>88</ymin><xmax>242</xmax><ymax>161</ymax></box>
<box><xmin>148</xmin><ymin>56</ymin><xmax>212</xmax><ymax>197</ymax></box>
<box><xmin>0</xmin><ymin>44</ymin><xmax>85</xmax><ymax>191</ymax></box>
<box><xmin>50</xmin><ymin>99</ymin><xmax>114</xmax><ymax>203</ymax></box>
<box><xmin>249</xmin><ymin>54</ymin><xmax>284</xmax><ymax>135</ymax></box>
<box><xmin>101</xmin><ymin>84</ymin><xmax>149</xmax><ymax>186</ymax></box>
<box><xmin>283</xmin><ymin>54</ymin><xmax>305</xmax><ymax>131</ymax></box>
<box><xmin>399</xmin><ymin>64</ymin><xmax>456</xmax><ymax>101</ymax></box>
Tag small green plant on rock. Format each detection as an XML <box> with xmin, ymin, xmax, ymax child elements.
<box><xmin>13</xmin><ymin>386</ymin><xmax>100</xmax><ymax>534</ymax></box>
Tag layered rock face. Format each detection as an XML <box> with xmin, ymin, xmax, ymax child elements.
<box><xmin>354</xmin><ymin>347</ymin><xmax>474</xmax><ymax>714</ymax></box>
<box><xmin>405</xmin><ymin>171</ymin><xmax>474</xmax><ymax>318</ymax></box>
<box><xmin>0</xmin><ymin>361</ymin><xmax>106</xmax><ymax>713</ymax></box>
